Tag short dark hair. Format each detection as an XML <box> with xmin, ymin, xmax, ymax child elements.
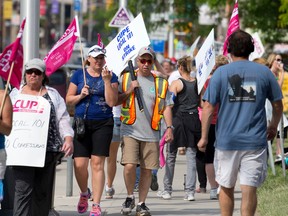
<box><xmin>227</xmin><ymin>30</ymin><xmax>254</xmax><ymax>57</ymax></box>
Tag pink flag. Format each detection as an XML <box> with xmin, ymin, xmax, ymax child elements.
<box><xmin>97</xmin><ymin>33</ymin><xmax>105</xmax><ymax>49</ymax></box>
<box><xmin>0</xmin><ymin>18</ymin><xmax>26</xmax><ymax>89</ymax></box>
<box><xmin>222</xmin><ymin>0</ymin><xmax>240</xmax><ymax>56</ymax></box>
<box><xmin>159</xmin><ymin>131</ymin><xmax>167</xmax><ymax>168</ymax></box>
<box><xmin>44</xmin><ymin>16</ymin><xmax>80</xmax><ymax>76</ymax></box>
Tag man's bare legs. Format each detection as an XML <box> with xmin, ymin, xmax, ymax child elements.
<box><xmin>241</xmin><ymin>185</ymin><xmax>257</xmax><ymax>216</ymax></box>
<box><xmin>219</xmin><ymin>186</ymin><xmax>234</xmax><ymax>216</ymax></box>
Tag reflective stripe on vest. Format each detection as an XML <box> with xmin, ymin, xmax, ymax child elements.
<box><xmin>120</xmin><ymin>72</ymin><xmax>168</xmax><ymax>130</ymax></box>
<box><xmin>121</xmin><ymin>72</ymin><xmax>136</xmax><ymax>125</ymax></box>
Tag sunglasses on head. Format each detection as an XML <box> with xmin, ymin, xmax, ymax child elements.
<box><xmin>89</xmin><ymin>47</ymin><xmax>106</xmax><ymax>54</ymax></box>
<box><xmin>26</xmin><ymin>70</ymin><xmax>42</xmax><ymax>76</ymax></box>
<box><xmin>276</xmin><ymin>58</ymin><xmax>282</xmax><ymax>62</ymax></box>
<box><xmin>139</xmin><ymin>59</ymin><xmax>152</xmax><ymax>65</ymax></box>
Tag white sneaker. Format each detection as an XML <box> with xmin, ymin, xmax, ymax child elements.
<box><xmin>184</xmin><ymin>191</ymin><xmax>195</xmax><ymax>201</ymax></box>
<box><xmin>210</xmin><ymin>188</ymin><xmax>218</xmax><ymax>200</ymax></box>
<box><xmin>157</xmin><ymin>190</ymin><xmax>172</xmax><ymax>200</ymax></box>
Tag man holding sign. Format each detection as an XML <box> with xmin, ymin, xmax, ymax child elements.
<box><xmin>197</xmin><ymin>30</ymin><xmax>283</xmax><ymax>216</ymax></box>
<box><xmin>118</xmin><ymin>47</ymin><xmax>173</xmax><ymax>216</ymax></box>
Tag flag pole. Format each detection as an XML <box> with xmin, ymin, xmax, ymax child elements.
<box><xmin>0</xmin><ymin>62</ymin><xmax>15</xmax><ymax>118</ymax></box>
<box><xmin>75</xmin><ymin>16</ymin><xmax>87</xmax><ymax>85</ymax></box>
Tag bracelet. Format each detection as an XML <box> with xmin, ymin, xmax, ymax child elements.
<box><xmin>167</xmin><ymin>125</ymin><xmax>174</xmax><ymax>130</ymax></box>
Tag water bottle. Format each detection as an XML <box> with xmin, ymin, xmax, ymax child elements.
<box><xmin>285</xmin><ymin>157</ymin><xmax>288</xmax><ymax>167</ymax></box>
<box><xmin>0</xmin><ymin>179</ymin><xmax>3</xmax><ymax>202</ymax></box>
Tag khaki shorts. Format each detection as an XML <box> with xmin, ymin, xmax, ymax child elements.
<box><xmin>121</xmin><ymin>136</ymin><xmax>159</xmax><ymax>169</ymax></box>
<box><xmin>214</xmin><ymin>148</ymin><xmax>267</xmax><ymax>188</ymax></box>
<box><xmin>0</xmin><ymin>149</ymin><xmax>7</xmax><ymax>179</ymax></box>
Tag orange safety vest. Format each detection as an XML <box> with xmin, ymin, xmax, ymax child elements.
<box><xmin>120</xmin><ymin>71</ymin><xmax>168</xmax><ymax>131</ymax></box>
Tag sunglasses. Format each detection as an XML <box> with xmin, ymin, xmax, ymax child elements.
<box><xmin>89</xmin><ymin>47</ymin><xmax>106</xmax><ymax>54</ymax></box>
<box><xmin>139</xmin><ymin>59</ymin><xmax>153</xmax><ymax>65</ymax></box>
<box><xmin>276</xmin><ymin>58</ymin><xmax>282</xmax><ymax>62</ymax></box>
<box><xmin>26</xmin><ymin>70</ymin><xmax>42</xmax><ymax>76</ymax></box>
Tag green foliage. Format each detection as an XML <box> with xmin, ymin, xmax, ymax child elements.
<box><xmin>239</xmin><ymin>0</ymin><xmax>287</xmax><ymax>43</ymax></box>
<box><xmin>257</xmin><ymin>165</ymin><xmax>288</xmax><ymax>216</ymax></box>
<box><xmin>279</xmin><ymin>0</ymin><xmax>288</xmax><ymax>28</ymax></box>
<box><xmin>127</xmin><ymin>0</ymin><xmax>199</xmax><ymax>43</ymax></box>
<box><xmin>90</xmin><ymin>4</ymin><xmax>119</xmax><ymax>45</ymax></box>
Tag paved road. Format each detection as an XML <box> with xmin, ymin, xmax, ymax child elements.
<box><xmin>51</xmin><ymin>150</ymin><xmax>241</xmax><ymax>216</ymax></box>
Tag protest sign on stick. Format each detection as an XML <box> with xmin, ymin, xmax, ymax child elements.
<box><xmin>105</xmin><ymin>13</ymin><xmax>150</xmax><ymax>76</ymax></box>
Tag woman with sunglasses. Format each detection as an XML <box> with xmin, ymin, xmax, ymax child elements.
<box><xmin>267</xmin><ymin>53</ymin><xmax>288</xmax><ymax>162</ymax></box>
<box><xmin>66</xmin><ymin>45</ymin><xmax>118</xmax><ymax>216</ymax></box>
<box><xmin>9</xmin><ymin>58</ymin><xmax>74</xmax><ymax>216</ymax></box>
<box><xmin>267</xmin><ymin>53</ymin><xmax>285</xmax><ymax>87</ymax></box>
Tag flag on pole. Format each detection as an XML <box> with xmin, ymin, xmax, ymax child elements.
<box><xmin>0</xmin><ymin>18</ymin><xmax>26</xmax><ymax>89</ymax></box>
<box><xmin>97</xmin><ymin>33</ymin><xmax>105</xmax><ymax>49</ymax></box>
<box><xmin>44</xmin><ymin>16</ymin><xmax>80</xmax><ymax>76</ymax></box>
<box><xmin>222</xmin><ymin>0</ymin><xmax>240</xmax><ymax>56</ymax></box>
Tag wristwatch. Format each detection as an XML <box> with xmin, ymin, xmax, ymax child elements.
<box><xmin>167</xmin><ymin>125</ymin><xmax>175</xmax><ymax>130</ymax></box>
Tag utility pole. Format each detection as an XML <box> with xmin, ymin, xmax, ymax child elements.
<box><xmin>87</xmin><ymin>0</ymin><xmax>94</xmax><ymax>43</ymax></box>
<box><xmin>20</xmin><ymin>0</ymin><xmax>40</xmax><ymax>63</ymax></box>
<box><xmin>168</xmin><ymin>0</ymin><xmax>174</xmax><ymax>58</ymax></box>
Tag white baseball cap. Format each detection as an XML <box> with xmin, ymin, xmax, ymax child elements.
<box><xmin>88</xmin><ymin>45</ymin><xmax>106</xmax><ymax>58</ymax></box>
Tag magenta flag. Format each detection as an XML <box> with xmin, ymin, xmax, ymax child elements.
<box><xmin>159</xmin><ymin>130</ymin><xmax>167</xmax><ymax>168</ymax></box>
<box><xmin>222</xmin><ymin>0</ymin><xmax>240</xmax><ymax>56</ymax></box>
<box><xmin>0</xmin><ymin>18</ymin><xmax>26</xmax><ymax>89</ymax></box>
<box><xmin>44</xmin><ymin>16</ymin><xmax>80</xmax><ymax>76</ymax></box>
<box><xmin>97</xmin><ymin>33</ymin><xmax>105</xmax><ymax>49</ymax></box>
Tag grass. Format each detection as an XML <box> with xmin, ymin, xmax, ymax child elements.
<box><xmin>257</xmin><ymin>141</ymin><xmax>288</xmax><ymax>216</ymax></box>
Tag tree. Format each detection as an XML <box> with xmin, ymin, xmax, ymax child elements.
<box><xmin>200</xmin><ymin>0</ymin><xmax>288</xmax><ymax>43</ymax></box>
<box><xmin>127</xmin><ymin>0</ymin><xmax>210</xmax><ymax>45</ymax></box>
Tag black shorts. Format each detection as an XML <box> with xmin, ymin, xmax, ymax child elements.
<box><xmin>203</xmin><ymin>124</ymin><xmax>216</xmax><ymax>164</ymax></box>
<box><xmin>170</xmin><ymin>112</ymin><xmax>201</xmax><ymax>152</ymax></box>
<box><xmin>73</xmin><ymin>117</ymin><xmax>114</xmax><ymax>158</ymax></box>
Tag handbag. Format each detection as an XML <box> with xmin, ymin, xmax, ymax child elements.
<box><xmin>73</xmin><ymin>96</ymin><xmax>90</xmax><ymax>138</ymax></box>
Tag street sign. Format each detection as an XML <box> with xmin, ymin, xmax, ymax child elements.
<box><xmin>109</xmin><ymin>7</ymin><xmax>133</xmax><ymax>28</ymax></box>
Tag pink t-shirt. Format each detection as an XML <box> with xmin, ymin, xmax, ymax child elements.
<box><xmin>198</xmin><ymin>77</ymin><xmax>218</xmax><ymax>125</ymax></box>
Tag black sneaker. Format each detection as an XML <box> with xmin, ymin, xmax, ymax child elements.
<box><xmin>136</xmin><ymin>203</ymin><xmax>151</xmax><ymax>216</ymax></box>
<box><xmin>150</xmin><ymin>174</ymin><xmax>159</xmax><ymax>191</ymax></box>
<box><xmin>121</xmin><ymin>197</ymin><xmax>135</xmax><ymax>215</ymax></box>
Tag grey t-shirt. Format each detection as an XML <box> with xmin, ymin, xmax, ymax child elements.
<box><xmin>119</xmin><ymin>73</ymin><xmax>173</xmax><ymax>142</ymax></box>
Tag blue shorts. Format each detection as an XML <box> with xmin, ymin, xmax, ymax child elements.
<box><xmin>112</xmin><ymin>117</ymin><xmax>121</xmax><ymax>142</ymax></box>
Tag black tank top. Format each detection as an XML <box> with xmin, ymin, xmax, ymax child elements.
<box><xmin>172</xmin><ymin>78</ymin><xmax>199</xmax><ymax>114</ymax></box>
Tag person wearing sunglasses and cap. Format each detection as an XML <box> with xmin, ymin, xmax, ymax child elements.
<box><xmin>9</xmin><ymin>58</ymin><xmax>74</xmax><ymax>216</ymax></box>
<box><xmin>117</xmin><ymin>46</ymin><xmax>173</xmax><ymax>216</ymax></box>
<box><xmin>266</xmin><ymin>53</ymin><xmax>288</xmax><ymax>163</ymax></box>
<box><xmin>66</xmin><ymin>45</ymin><xmax>118</xmax><ymax>216</ymax></box>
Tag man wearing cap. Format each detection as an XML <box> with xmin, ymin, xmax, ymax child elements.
<box><xmin>9</xmin><ymin>58</ymin><xmax>74</xmax><ymax>216</ymax></box>
<box><xmin>117</xmin><ymin>46</ymin><xmax>174</xmax><ymax>216</ymax></box>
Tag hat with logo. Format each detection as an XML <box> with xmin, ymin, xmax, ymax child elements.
<box><xmin>138</xmin><ymin>46</ymin><xmax>154</xmax><ymax>59</ymax></box>
<box><xmin>25</xmin><ymin>58</ymin><xmax>46</xmax><ymax>73</ymax></box>
<box><xmin>88</xmin><ymin>45</ymin><xmax>106</xmax><ymax>58</ymax></box>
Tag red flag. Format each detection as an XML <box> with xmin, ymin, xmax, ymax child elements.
<box><xmin>97</xmin><ymin>33</ymin><xmax>105</xmax><ymax>49</ymax></box>
<box><xmin>222</xmin><ymin>0</ymin><xmax>240</xmax><ymax>56</ymax></box>
<box><xmin>44</xmin><ymin>16</ymin><xmax>80</xmax><ymax>76</ymax></box>
<box><xmin>0</xmin><ymin>18</ymin><xmax>26</xmax><ymax>89</ymax></box>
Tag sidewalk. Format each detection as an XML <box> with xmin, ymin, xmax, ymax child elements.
<box><xmin>52</xmin><ymin>150</ymin><xmax>241</xmax><ymax>216</ymax></box>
